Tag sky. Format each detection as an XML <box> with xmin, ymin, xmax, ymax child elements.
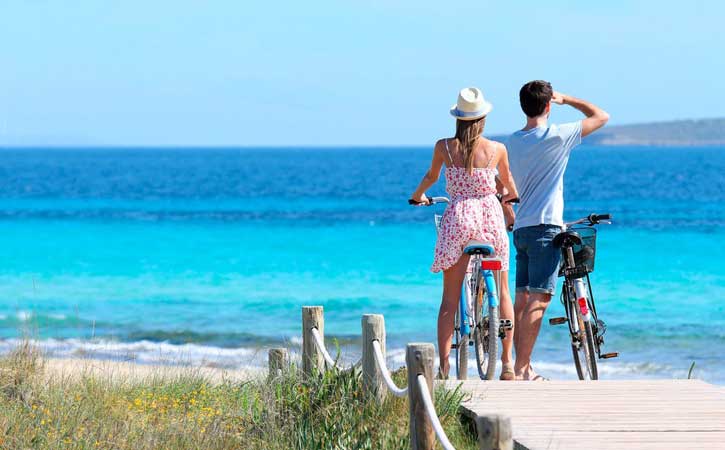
<box><xmin>1</xmin><ymin>0</ymin><xmax>724</xmax><ymax>146</ymax></box>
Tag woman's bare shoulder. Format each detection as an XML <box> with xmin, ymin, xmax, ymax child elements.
<box><xmin>435</xmin><ymin>137</ymin><xmax>454</xmax><ymax>147</ymax></box>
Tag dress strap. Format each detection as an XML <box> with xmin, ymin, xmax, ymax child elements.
<box><xmin>444</xmin><ymin>139</ymin><xmax>455</xmax><ymax>167</ymax></box>
<box><xmin>486</xmin><ymin>144</ymin><xmax>498</xmax><ymax>169</ymax></box>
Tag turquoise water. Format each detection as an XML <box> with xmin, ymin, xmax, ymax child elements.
<box><xmin>0</xmin><ymin>147</ymin><xmax>723</xmax><ymax>382</ymax></box>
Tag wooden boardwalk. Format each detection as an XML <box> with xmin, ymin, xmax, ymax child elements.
<box><xmin>446</xmin><ymin>379</ymin><xmax>725</xmax><ymax>450</ymax></box>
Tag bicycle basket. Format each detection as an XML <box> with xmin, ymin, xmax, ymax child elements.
<box><xmin>558</xmin><ymin>226</ymin><xmax>597</xmax><ymax>276</ymax></box>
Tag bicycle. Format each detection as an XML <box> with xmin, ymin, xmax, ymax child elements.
<box><xmin>549</xmin><ymin>213</ymin><xmax>619</xmax><ymax>380</ymax></box>
<box><xmin>409</xmin><ymin>196</ymin><xmax>513</xmax><ymax>380</ymax></box>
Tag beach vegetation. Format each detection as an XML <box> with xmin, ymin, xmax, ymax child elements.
<box><xmin>0</xmin><ymin>345</ymin><xmax>477</xmax><ymax>449</ymax></box>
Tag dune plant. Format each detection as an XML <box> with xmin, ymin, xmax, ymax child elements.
<box><xmin>0</xmin><ymin>345</ymin><xmax>476</xmax><ymax>449</ymax></box>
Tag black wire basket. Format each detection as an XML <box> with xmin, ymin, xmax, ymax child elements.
<box><xmin>558</xmin><ymin>226</ymin><xmax>597</xmax><ymax>276</ymax></box>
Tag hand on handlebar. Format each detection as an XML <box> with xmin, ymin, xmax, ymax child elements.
<box><xmin>502</xmin><ymin>192</ymin><xmax>520</xmax><ymax>204</ymax></box>
<box><xmin>408</xmin><ymin>193</ymin><xmax>430</xmax><ymax>206</ymax></box>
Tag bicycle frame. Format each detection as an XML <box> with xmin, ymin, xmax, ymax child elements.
<box><xmin>550</xmin><ymin>213</ymin><xmax>618</xmax><ymax>380</ymax></box>
<box><xmin>425</xmin><ymin>195</ymin><xmax>507</xmax><ymax>379</ymax></box>
<box><xmin>460</xmin><ymin>257</ymin><xmax>500</xmax><ymax>338</ymax></box>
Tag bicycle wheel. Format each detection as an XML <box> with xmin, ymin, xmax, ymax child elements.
<box><xmin>473</xmin><ymin>272</ymin><xmax>498</xmax><ymax>380</ymax></box>
<box><xmin>566</xmin><ymin>286</ymin><xmax>599</xmax><ymax>380</ymax></box>
<box><xmin>484</xmin><ymin>304</ymin><xmax>499</xmax><ymax>380</ymax></box>
<box><xmin>454</xmin><ymin>307</ymin><xmax>469</xmax><ymax>380</ymax></box>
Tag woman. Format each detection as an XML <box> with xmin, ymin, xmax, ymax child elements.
<box><xmin>410</xmin><ymin>87</ymin><xmax>518</xmax><ymax>380</ymax></box>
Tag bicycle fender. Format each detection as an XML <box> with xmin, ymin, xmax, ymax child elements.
<box><xmin>483</xmin><ymin>270</ymin><xmax>499</xmax><ymax>308</ymax></box>
<box><xmin>460</xmin><ymin>281</ymin><xmax>471</xmax><ymax>336</ymax></box>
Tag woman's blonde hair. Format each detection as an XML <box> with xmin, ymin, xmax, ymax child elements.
<box><xmin>454</xmin><ymin>117</ymin><xmax>486</xmax><ymax>174</ymax></box>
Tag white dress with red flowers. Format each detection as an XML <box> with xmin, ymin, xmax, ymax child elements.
<box><xmin>430</xmin><ymin>142</ymin><xmax>509</xmax><ymax>273</ymax></box>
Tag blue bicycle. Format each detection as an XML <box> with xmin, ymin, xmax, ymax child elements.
<box><xmin>412</xmin><ymin>196</ymin><xmax>512</xmax><ymax>380</ymax></box>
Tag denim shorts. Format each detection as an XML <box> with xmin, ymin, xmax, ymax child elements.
<box><xmin>513</xmin><ymin>224</ymin><xmax>563</xmax><ymax>295</ymax></box>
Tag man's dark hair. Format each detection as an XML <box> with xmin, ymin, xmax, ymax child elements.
<box><xmin>519</xmin><ymin>80</ymin><xmax>553</xmax><ymax>118</ymax></box>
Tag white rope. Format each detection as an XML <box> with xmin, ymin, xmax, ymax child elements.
<box><xmin>416</xmin><ymin>374</ymin><xmax>456</xmax><ymax>450</ymax></box>
<box><xmin>343</xmin><ymin>358</ymin><xmax>362</xmax><ymax>374</ymax></box>
<box><xmin>371</xmin><ymin>340</ymin><xmax>408</xmax><ymax>397</ymax></box>
<box><xmin>310</xmin><ymin>327</ymin><xmax>336</xmax><ymax>367</ymax></box>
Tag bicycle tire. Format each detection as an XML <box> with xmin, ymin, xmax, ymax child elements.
<box><xmin>485</xmin><ymin>304</ymin><xmax>499</xmax><ymax>380</ymax></box>
<box><xmin>567</xmin><ymin>288</ymin><xmax>599</xmax><ymax>380</ymax></box>
<box><xmin>454</xmin><ymin>308</ymin><xmax>469</xmax><ymax>380</ymax></box>
<box><xmin>473</xmin><ymin>273</ymin><xmax>496</xmax><ymax>380</ymax></box>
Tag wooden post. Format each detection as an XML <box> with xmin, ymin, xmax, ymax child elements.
<box><xmin>361</xmin><ymin>314</ymin><xmax>386</xmax><ymax>401</ymax></box>
<box><xmin>302</xmin><ymin>306</ymin><xmax>324</xmax><ymax>375</ymax></box>
<box><xmin>406</xmin><ymin>343</ymin><xmax>435</xmax><ymax>450</ymax></box>
<box><xmin>475</xmin><ymin>415</ymin><xmax>513</xmax><ymax>450</ymax></box>
<box><xmin>268</xmin><ymin>348</ymin><xmax>288</xmax><ymax>379</ymax></box>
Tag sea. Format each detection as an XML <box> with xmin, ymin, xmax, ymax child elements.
<box><xmin>0</xmin><ymin>146</ymin><xmax>723</xmax><ymax>383</ymax></box>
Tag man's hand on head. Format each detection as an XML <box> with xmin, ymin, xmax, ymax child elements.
<box><xmin>551</xmin><ymin>91</ymin><xmax>566</xmax><ymax>105</ymax></box>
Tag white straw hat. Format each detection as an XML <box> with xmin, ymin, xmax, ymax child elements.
<box><xmin>450</xmin><ymin>87</ymin><xmax>493</xmax><ymax>120</ymax></box>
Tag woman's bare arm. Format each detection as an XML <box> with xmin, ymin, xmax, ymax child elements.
<box><xmin>495</xmin><ymin>143</ymin><xmax>518</xmax><ymax>202</ymax></box>
<box><xmin>496</xmin><ymin>176</ymin><xmax>516</xmax><ymax>231</ymax></box>
<box><xmin>410</xmin><ymin>141</ymin><xmax>445</xmax><ymax>204</ymax></box>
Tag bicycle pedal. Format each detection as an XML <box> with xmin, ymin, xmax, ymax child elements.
<box><xmin>549</xmin><ymin>317</ymin><xmax>568</xmax><ymax>325</ymax></box>
<box><xmin>600</xmin><ymin>352</ymin><xmax>619</xmax><ymax>359</ymax></box>
<box><xmin>499</xmin><ymin>319</ymin><xmax>513</xmax><ymax>330</ymax></box>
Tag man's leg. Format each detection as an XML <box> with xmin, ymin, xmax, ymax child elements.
<box><xmin>511</xmin><ymin>228</ymin><xmax>528</xmax><ymax>375</ymax></box>
<box><xmin>498</xmin><ymin>271</ymin><xmax>514</xmax><ymax>376</ymax></box>
<box><xmin>513</xmin><ymin>289</ymin><xmax>528</xmax><ymax>357</ymax></box>
<box><xmin>512</xmin><ymin>225</ymin><xmax>561</xmax><ymax>380</ymax></box>
<box><xmin>514</xmin><ymin>292</ymin><xmax>552</xmax><ymax>380</ymax></box>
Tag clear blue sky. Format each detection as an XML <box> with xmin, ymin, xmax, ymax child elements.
<box><xmin>1</xmin><ymin>0</ymin><xmax>723</xmax><ymax>146</ymax></box>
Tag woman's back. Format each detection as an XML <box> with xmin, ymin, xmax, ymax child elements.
<box><xmin>442</xmin><ymin>138</ymin><xmax>498</xmax><ymax>199</ymax></box>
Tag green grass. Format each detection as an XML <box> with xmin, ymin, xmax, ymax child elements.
<box><xmin>0</xmin><ymin>345</ymin><xmax>477</xmax><ymax>449</ymax></box>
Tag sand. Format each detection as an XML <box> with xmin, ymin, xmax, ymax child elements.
<box><xmin>41</xmin><ymin>357</ymin><xmax>262</xmax><ymax>384</ymax></box>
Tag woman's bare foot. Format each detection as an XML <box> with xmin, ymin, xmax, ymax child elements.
<box><xmin>500</xmin><ymin>362</ymin><xmax>515</xmax><ymax>381</ymax></box>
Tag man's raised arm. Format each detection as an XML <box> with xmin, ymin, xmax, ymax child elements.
<box><xmin>551</xmin><ymin>92</ymin><xmax>610</xmax><ymax>137</ymax></box>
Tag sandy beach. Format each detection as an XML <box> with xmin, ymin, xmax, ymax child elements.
<box><xmin>40</xmin><ymin>357</ymin><xmax>261</xmax><ymax>384</ymax></box>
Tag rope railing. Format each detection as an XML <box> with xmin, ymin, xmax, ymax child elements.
<box><xmin>293</xmin><ymin>306</ymin><xmax>511</xmax><ymax>450</ymax></box>
<box><xmin>310</xmin><ymin>327</ymin><xmax>336</xmax><ymax>367</ymax></box>
<box><xmin>371</xmin><ymin>339</ymin><xmax>407</xmax><ymax>397</ymax></box>
<box><xmin>309</xmin><ymin>326</ymin><xmax>362</xmax><ymax>373</ymax></box>
<box><xmin>417</xmin><ymin>374</ymin><xmax>456</xmax><ymax>450</ymax></box>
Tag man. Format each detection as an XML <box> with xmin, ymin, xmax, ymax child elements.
<box><xmin>507</xmin><ymin>80</ymin><xmax>609</xmax><ymax>380</ymax></box>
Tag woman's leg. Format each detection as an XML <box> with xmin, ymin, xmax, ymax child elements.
<box><xmin>499</xmin><ymin>270</ymin><xmax>514</xmax><ymax>367</ymax></box>
<box><xmin>439</xmin><ymin>254</ymin><xmax>470</xmax><ymax>376</ymax></box>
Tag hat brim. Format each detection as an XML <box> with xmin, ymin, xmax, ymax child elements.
<box><xmin>450</xmin><ymin>102</ymin><xmax>493</xmax><ymax>121</ymax></box>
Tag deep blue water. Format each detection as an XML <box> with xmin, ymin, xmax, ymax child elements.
<box><xmin>0</xmin><ymin>146</ymin><xmax>724</xmax><ymax>382</ymax></box>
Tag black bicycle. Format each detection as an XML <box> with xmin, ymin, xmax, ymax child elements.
<box><xmin>549</xmin><ymin>213</ymin><xmax>619</xmax><ymax>380</ymax></box>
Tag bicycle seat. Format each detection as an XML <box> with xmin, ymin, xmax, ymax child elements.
<box><xmin>553</xmin><ymin>230</ymin><xmax>582</xmax><ymax>248</ymax></box>
<box><xmin>463</xmin><ymin>240</ymin><xmax>496</xmax><ymax>257</ymax></box>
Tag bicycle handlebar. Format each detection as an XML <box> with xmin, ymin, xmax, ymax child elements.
<box><xmin>409</xmin><ymin>195</ymin><xmax>518</xmax><ymax>206</ymax></box>
<box><xmin>566</xmin><ymin>213</ymin><xmax>613</xmax><ymax>227</ymax></box>
<box><xmin>408</xmin><ymin>196</ymin><xmax>450</xmax><ymax>206</ymax></box>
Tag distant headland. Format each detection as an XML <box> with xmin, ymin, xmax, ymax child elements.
<box><xmin>586</xmin><ymin>118</ymin><xmax>725</xmax><ymax>146</ymax></box>
<box><xmin>493</xmin><ymin>118</ymin><xmax>725</xmax><ymax>147</ymax></box>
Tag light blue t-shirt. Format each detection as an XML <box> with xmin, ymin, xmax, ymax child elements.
<box><xmin>506</xmin><ymin>121</ymin><xmax>582</xmax><ymax>231</ymax></box>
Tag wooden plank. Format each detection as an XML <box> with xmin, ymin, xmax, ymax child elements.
<box><xmin>450</xmin><ymin>379</ymin><xmax>725</xmax><ymax>450</ymax></box>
